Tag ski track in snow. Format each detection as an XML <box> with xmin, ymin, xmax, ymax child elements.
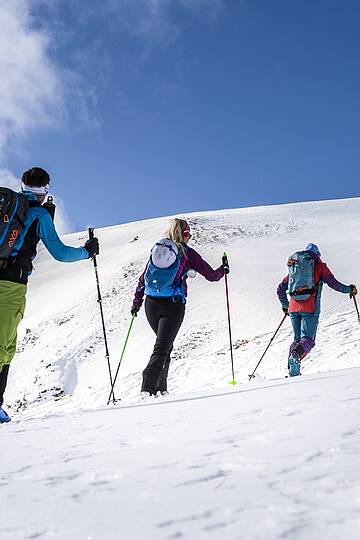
<box><xmin>2</xmin><ymin>369</ymin><xmax>360</xmax><ymax>539</ymax></box>
<box><xmin>2</xmin><ymin>199</ymin><xmax>360</xmax><ymax>539</ymax></box>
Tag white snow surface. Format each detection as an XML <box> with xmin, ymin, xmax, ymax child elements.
<box><xmin>2</xmin><ymin>198</ymin><xmax>360</xmax><ymax>539</ymax></box>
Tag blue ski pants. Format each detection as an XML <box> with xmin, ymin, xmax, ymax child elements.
<box><xmin>289</xmin><ymin>312</ymin><xmax>319</xmax><ymax>360</ymax></box>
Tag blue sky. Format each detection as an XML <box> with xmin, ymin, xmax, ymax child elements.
<box><xmin>1</xmin><ymin>0</ymin><xmax>360</xmax><ymax>232</ymax></box>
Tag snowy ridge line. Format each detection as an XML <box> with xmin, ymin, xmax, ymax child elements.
<box><xmin>13</xmin><ymin>367</ymin><xmax>348</xmax><ymax>422</ymax></box>
<box><xmin>102</xmin><ymin>368</ymin><xmax>354</xmax><ymax>412</ymax></box>
<box><xmin>78</xmin><ymin>368</ymin><xmax>352</xmax><ymax>415</ymax></box>
<box><xmin>11</xmin><ymin>370</ymin><xmax>342</xmax><ymax>423</ymax></box>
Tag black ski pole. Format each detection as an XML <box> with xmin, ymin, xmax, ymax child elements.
<box><xmin>88</xmin><ymin>227</ymin><xmax>116</xmax><ymax>403</ymax></box>
<box><xmin>223</xmin><ymin>252</ymin><xmax>236</xmax><ymax>385</ymax></box>
<box><xmin>353</xmin><ymin>295</ymin><xmax>360</xmax><ymax>323</ymax></box>
<box><xmin>248</xmin><ymin>313</ymin><xmax>287</xmax><ymax>381</ymax></box>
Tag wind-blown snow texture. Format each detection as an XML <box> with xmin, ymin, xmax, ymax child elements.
<box><xmin>2</xmin><ymin>198</ymin><xmax>360</xmax><ymax>539</ymax></box>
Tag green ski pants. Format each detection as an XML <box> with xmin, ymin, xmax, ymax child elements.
<box><xmin>0</xmin><ymin>281</ymin><xmax>27</xmax><ymax>371</ymax></box>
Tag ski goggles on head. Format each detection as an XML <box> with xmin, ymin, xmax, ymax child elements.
<box><xmin>21</xmin><ymin>181</ymin><xmax>49</xmax><ymax>196</ymax></box>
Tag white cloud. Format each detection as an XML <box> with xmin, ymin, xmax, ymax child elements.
<box><xmin>99</xmin><ymin>0</ymin><xmax>177</xmax><ymax>44</ymax></box>
<box><xmin>0</xmin><ymin>0</ymin><xmax>98</xmax><ymax>161</ymax></box>
<box><xmin>0</xmin><ymin>169</ymin><xmax>21</xmax><ymax>191</ymax></box>
<box><xmin>0</xmin><ymin>1</ymin><xmax>66</xmax><ymax>156</ymax></box>
<box><xmin>52</xmin><ymin>195</ymin><xmax>74</xmax><ymax>236</ymax></box>
<box><xmin>111</xmin><ymin>0</ymin><xmax>224</xmax><ymax>41</ymax></box>
<box><xmin>179</xmin><ymin>0</ymin><xmax>224</xmax><ymax>18</ymax></box>
<box><xmin>62</xmin><ymin>0</ymin><xmax>224</xmax><ymax>45</ymax></box>
<box><xmin>0</xmin><ymin>0</ymin><xmax>224</xmax><ymax>159</ymax></box>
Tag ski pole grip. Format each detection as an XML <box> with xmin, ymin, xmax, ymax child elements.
<box><xmin>222</xmin><ymin>252</ymin><xmax>229</xmax><ymax>267</ymax></box>
<box><xmin>88</xmin><ymin>228</ymin><xmax>97</xmax><ymax>265</ymax></box>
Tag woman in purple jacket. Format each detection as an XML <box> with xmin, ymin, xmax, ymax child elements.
<box><xmin>131</xmin><ymin>218</ymin><xmax>229</xmax><ymax>398</ymax></box>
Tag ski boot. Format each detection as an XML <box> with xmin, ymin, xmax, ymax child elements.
<box><xmin>140</xmin><ymin>391</ymin><xmax>158</xmax><ymax>401</ymax></box>
<box><xmin>0</xmin><ymin>404</ymin><xmax>11</xmax><ymax>424</ymax></box>
<box><xmin>156</xmin><ymin>390</ymin><xmax>169</xmax><ymax>398</ymax></box>
<box><xmin>288</xmin><ymin>351</ymin><xmax>301</xmax><ymax>377</ymax></box>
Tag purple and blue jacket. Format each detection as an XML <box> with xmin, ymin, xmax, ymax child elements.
<box><xmin>277</xmin><ymin>251</ymin><xmax>351</xmax><ymax>315</ymax></box>
<box><xmin>132</xmin><ymin>246</ymin><xmax>224</xmax><ymax>310</ymax></box>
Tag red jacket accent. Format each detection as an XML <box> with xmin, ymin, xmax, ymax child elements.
<box><xmin>278</xmin><ymin>257</ymin><xmax>350</xmax><ymax>314</ymax></box>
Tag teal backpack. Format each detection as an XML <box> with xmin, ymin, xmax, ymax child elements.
<box><xmin>287</xmin><ymin>251</ymin><xmax>315</xmax><ymax>301</ymax></box>
<box><xmin>144</xmin><ymin>239</ymin><xmax>185</xmax><ymax>301</ymax></box>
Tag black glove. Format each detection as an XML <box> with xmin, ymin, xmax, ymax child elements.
<box><xmin>131</xmin><ymin>305</ymin><xmax>139</xmax><ymax>317</ymax></box>
<box><xmin>350</xmin><ymin>284</ymin><xmax>358</xmax><ymax>299</ymax></box>
<box><xmin>282</xmin><ymin>307</ymin><xmax>289</xmax><ymax>315</ymax></box>
<box><xmin>84</xmin><ymin>237</ymin><xmax>99</xmax><ymax>258</ymax></box>
<box><xmin>222</xmin><ymin>254</ymin><xmax>230</xmax><ymax>275</ymax></box>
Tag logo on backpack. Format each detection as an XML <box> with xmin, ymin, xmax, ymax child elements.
<box><xmin>0</xmin><ymin>188</ymin><xmax>29</xmax><ymax>268</ymax></box>
<box><xmin>287</xmin><ymin>251</ymin><xmax>315</xmax><ymax>301</ymax></box>
<box><xmin>144</xmin><ymin>239</ymin><xmax>184</xmax><ymax>300</ymax></box>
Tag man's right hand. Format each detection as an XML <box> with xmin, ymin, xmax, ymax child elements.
<box><xmin>282</xmin><ymin>307</ymin><xmax>289</xmax><ymax>315</ymax></box>
<box><xmin>84</xmin><ymin>237</ymin><xmax>99</xmax><ymax>258</ymax></box>
<box><xmin>131</xmin><ymin>305</ymin><xmax>139</xmax><ymax>317</ymax></box>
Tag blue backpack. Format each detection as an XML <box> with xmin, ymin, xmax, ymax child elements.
<box><xmin>287</xmin><ymin>251</ymin><xmax>315</xmax><ymax>301</ymax></box>
<box><xmin>144</xmin><ymin>239</ymin><xmax>184</xmax><ymax>301</ymax></box>
<box><xmin>0</xmin><ymin>188</ymin><xmax>29</xmax><ymax>269</ymax></box>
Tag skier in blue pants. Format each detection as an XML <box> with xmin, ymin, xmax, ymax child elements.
<box><xmin>277</xmin><ymin>243</ymin><xmax>357</xmax><ymax>376</ymax></box>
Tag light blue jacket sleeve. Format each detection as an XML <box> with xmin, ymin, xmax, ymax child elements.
<box><xmin>37</xmin><ymin>211</ymin><xmax>89</xmax><ymax>263</ymax></box>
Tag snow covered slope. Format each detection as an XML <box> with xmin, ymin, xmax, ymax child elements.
<box><xmin>3</xmin><ymin>369</ymin><xmax>360</xmax><ymax>539</ymax></box>
<box><xmin>6</xmin><ymin>197</ymin><xmax>360</xmax><ymax>414</ymax></box>
<box><xmin>2</xmin><ymin>198</ymin><xmax>360</xmax><ymax>540</ymax></box>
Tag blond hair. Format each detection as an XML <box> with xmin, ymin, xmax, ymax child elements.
<box><xmin>165</xmin><ymin>218</ymin><xmax>188</xmax><ymax>252</ymax></box>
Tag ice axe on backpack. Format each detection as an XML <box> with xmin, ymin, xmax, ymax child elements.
<box><xmin>43</xmin><ymin>196</ymin><xmax>56</xmax><ymax>221</ymax></box>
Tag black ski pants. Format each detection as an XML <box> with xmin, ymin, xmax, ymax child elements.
<box><xmin>0</xmin><ymin>364</ymin><xmax>10</xmax><ymax>405</ymax></box>
<box><xmin>142</xmin><ymin>296</ymin><xmax>185</xmax><ymax>395</ymax></box>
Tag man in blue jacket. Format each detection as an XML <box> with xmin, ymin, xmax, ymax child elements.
<box><xmin>0</xmin><ymin>167</ymin><xmax>99</xmax><ymax>423</ymax></box>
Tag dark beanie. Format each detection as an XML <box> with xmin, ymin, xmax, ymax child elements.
<box><xmin>22</xmin><ymin>167</ymin><xmax>50</xmax><ymax>187</ymax></box>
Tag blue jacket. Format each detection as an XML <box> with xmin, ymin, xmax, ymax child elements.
<box><xmin>0</xmin><ymin>192</ymin><xmax>88</xmax><ymax>284</ymax></box>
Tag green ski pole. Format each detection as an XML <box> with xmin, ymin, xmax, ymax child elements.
<box><xmin>107</xmin><ymin>315</ymin><xmax>136</xmax><ymax>405</ymax></box>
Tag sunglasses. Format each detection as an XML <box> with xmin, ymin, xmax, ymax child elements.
<box><xmin>183</xmin><ymin>230</ymin><xmax>192</xmax><ymax>239</ymax></box>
